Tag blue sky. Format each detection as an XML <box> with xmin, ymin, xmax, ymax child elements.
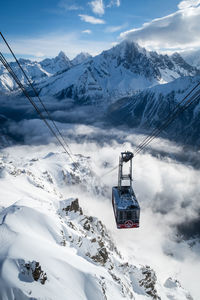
<box><xmin>1</xmin><ymin>0</ymin><xmax>200</xmax><ymax>60</ymax></box>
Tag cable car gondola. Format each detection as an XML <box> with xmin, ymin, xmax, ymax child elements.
<box><xmin>112</xmin><ymin>151</ymin><xmax>140</xmax><ymax>229</ymax></box>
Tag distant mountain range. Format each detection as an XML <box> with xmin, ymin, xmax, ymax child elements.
<box><xmin>0</xmin><ymin>41</ymin><xmax>199</xmax><ymax>101</ymax></box>
<box><xmin>0</xmin><ymin>50</ymin><xmax>91</xmax><ymax>93</ymax></box>
<box><xmin>0</xmin><ymin>41</ymin><xmax>200</xmax><ymax>147</ymax></box>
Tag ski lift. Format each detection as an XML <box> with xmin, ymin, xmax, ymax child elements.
<box><xmin>112</xmin><ymin>151</ymin><xmax>140</xmax><ymax>229</ymax></box>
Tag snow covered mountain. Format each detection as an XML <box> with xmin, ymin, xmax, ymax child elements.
<box><xmin>106</xmin><ymin>74</ymin><xmax>200</xmax><ymax>147</ymax></box>
<box><xmin>0</xmin><ymin>58</ymin><xmax>49</xmax><ymax>92</ymax></box>
<box><xmin>0</xmin><ymin>41</ymin><xmax>200</xmax><ymax>146</ymax></box>
<box><xmin>71</xmin><ymin>52</ymin><xmax>92</xmax><ymax>66</ymax></box>
<box><xmin>0</xmin><ymin>145</ymin><xmax>193</xmax><ymax>300</ymax></box>
<box><xmin>0</xmin><ymin>51</ymin><xmax>87</xmax><ymax>93</ymax></box>
<box><xmin>0</xmin><ymin>41</ymin><xmax>199</xmax><ymax>103</ymax></box>
<box><xmin>37</xmin><ymin>41</ymin><xmax>199</xmax><ymax>104</ymax></box>
<box><xmin>39</xmin><ymin>51</ymin><xmax>72</xmax><ymax>75</ymax></box>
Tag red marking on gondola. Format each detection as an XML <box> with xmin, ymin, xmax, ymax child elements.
<box><xmin>117</xmin><ymin>222</ymin><xmax>139</xmax><ymax>229</ymax></box>
<box><xmin>125</xmin><ymin>220</ymin><xmax>134</xmax><ymax>228</ymax></box>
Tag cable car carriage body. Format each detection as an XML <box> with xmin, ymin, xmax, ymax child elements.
<box><xmin>112</xmin><ymin>152</ymin><xmax>140</xmax><ymax>229</ymax></box>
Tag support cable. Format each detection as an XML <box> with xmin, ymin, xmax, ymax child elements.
<box><xmin>103</xmin><ymin>81</ymin><xmax>200</xmax><ymax>175</ymax></box>
<box><xmin>0</xmin><ymin>31</ymin><xmax>74</xmax><ymax>158</ymax></box>
<box><xmin>134</xmin><ymin>87</ymin><xmax>200</xmax><ymax>155</ymax></box>
<box><xmin>0</xmin><ymin>51</ymin><xmax>79</xmax><ymax>170</ymax></box>
<box><xmin>134</xmin><ymin>81</ymin><xmax>200</xmax><ymax>155</ymax></box>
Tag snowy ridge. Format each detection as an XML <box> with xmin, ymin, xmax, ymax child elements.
<box><xmin>37</xmin><ymin>41</ymin><xmax>199</xmax><ymax>104</ymax></box>
<box><xmin>71</xmin><ymin>52</ymin><xmax>92</xmax><ymax>66</ymax></box>
<box><xmin>0</xmin><ymin>148</ymin><xmax>192</xmax><ymax>300</ymax></box>
<box><xmin>0</xmin><ymin>58</ymin><xmax>50</xmax><ymax>92</ymax></box>
<box><xmin>0</xmin><ymin>41</ymin><xmax>199</xmax><ymax>103</ymax></box>
<box><xmin>39</xmin><ymin>51</ymin><xmax>72</xmax><ymax>75</ymax></box>
<box><xmin>0</xmin><ymin>51</ymin><xmax>76</xmax><ymax>93</ymax></box>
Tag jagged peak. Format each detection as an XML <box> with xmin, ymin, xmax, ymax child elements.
<box><xmin>75</xmin><ymin>52</ymin><xmax>91</xmax><ymax>59</ymax></box>
<box><xmin>57</xmin><ymin>51</ymin><xmax>70</xmax><ymax>61</ymax></box>
<box><xmin>18</xmin><ymin>58</ymin><xmax>32</xmax><ymax>64</ymax></box>
<box><xmin>101</xmin><ymin>39</ymin><xmax>147</xmax><ymax>60</ymax></box>
<box><xmin>117</xmin><ymin>40</ymin><xmax>145</xmax><ymax>53</ymax></box>
<box><xmin>72</xmin><ymin>52</ymin><xmax>92</xmax><ymax>65</ymax></box>
<box><xmin>171</xmin><ymin>52</ymin><xmax>183</xmax><ymax>60</ymax></box>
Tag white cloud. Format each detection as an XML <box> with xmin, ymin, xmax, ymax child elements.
<box><xmin>89</xmin><ymin>0</ymin><xmax>105</xmax><ymax>15</ymax></box>
<box><xmin>120</xmin><ymin>4</ymin><xmax>200</xmax><ymax>52</ymax></box>
<box><xmin>3</xmin><ymin>114</ymin><xmax>200</xmax><ymax>299</ymax></box>
<box><xmin>105</xmin><ymin>23</ymin><xmax>127</xmax><ymax>33</ymax></box>
<box><xmin>178</xmin><ymin>0</ymin><xmax>200</xmax><ymax>9</ymax></box>
<box><xmin>105</xmin><ymin>25</ymin><xmax>122</xmax><ymax>33</ymax></box>
<box><xmin>79</xmin><ymin>14</ymin><xmax>105</xmax><ymax>24</ymax></box>
<box><xmin>35</xmin><ymin>52</ymin><xmax>45</xmax><ymax>58</ymax></box>
<box><xmin>82</xmin><ymin>29</ymin><xmax>92</xmax><ymax>34</ymax></box>
<box><xmin>107</xmin><ymin>0</ymin><xmax>120</xmax><ymax>7</ymax></box>
<box><xmin>89</xmin><ymin>0</ymin><xmax>120</xmax><ymax>14</ymax></box>
<box><xmin>58</xmin><ymin>0</ymin><xmax>83</xmax><ymax>11</ymax></box>
<box><xmin>67</xmin><ymin>4</ymin><xmax>83</xmax><ymax>10</ymax></box>
<box><xmin>116</xmin><ymin>0</ymin><xmax>120</xmax><ymax>6</ymax></box>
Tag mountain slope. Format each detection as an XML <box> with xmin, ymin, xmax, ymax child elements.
<box><xmin>0</xmin><ymin>58</ymin><xmax>49</xmax><ymax>92</ymax></box>
<box><xmin>0</xmin><ymin>52</ymin><xmax>72</xmax><ymax>93</ymax></box>
<box><xmin>71</xmin><ymin>52</ymin><xmax>92</xmax><ymax>66</ymax></box>
<box><xmin>1</xmin><ymin>41</ymin><xmax>199</xmax><ymax>103</ymax></box>
<box><xmin>37</xmin><ymin>41</ymin><xmax>199</xmax><ymax>104</ymax></box>
<box><xmin>40</xmin><ymin>51</ymin><xmax>72</xmax><ymax>75</ymax></box>
<box><xmin>106</xmin><ymin>75</ymin><xmax>200</xmax><ymax>147</ymax></box>
<box><xmin>0</xmin><ymin>146</ymin><xmax>193</xmax><ymax>300</ymax></box>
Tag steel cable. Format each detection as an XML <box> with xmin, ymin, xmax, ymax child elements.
<box><xmin>103</xmin><ymin>81</ymin><xmax>200</xmax><ymax>175</ymax></box>
<box><xmin>134</xmin><ymin>81</ymin><xmax>200</xmax><ymax>155</ymax></box>
<box><xmin>0</xmin><ymin>52</ymin><xmax>79</xmax><ymax>170</ymax></box>
<box><xmin>0</xmin><ymin>32</ymin><xmax>74</xmax><ymax>158</ymax></box>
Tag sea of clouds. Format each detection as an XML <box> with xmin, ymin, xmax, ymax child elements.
<box><xmin>0</xmin><ymin>94</ymin><xmax>200</xmax><ymax>298</ymax></box>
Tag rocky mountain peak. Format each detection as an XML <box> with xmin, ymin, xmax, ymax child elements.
<box><xmin>0</xmin><ymin>40</ymin><xmax>199</xmax><ymax>105</ymax></box>
<box><xmin>57</xmin><ymin>50</ymin><xmax>70</xmax><ymax>62</ymax></box>
<box><xmin>17</xmin><ymin>58</ymin><xmax>32</xmax><ymax>65</ymax></box>
<box><xmin>72</xmin><ymin>52</ymin><xmax>92</xmax><ymax>65</ymax></box>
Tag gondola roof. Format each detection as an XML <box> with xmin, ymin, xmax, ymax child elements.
<box><xmin>112</xmin><ymin>186</ymin><xmax>139</xmax><ymax>210</ymax></box>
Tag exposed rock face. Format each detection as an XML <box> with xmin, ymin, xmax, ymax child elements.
<box><xmin>139</xmin><ymin>266</ymin><xmax>160</xmax><ymax>300</ymax></box>
<box><xmin>61</xmin><ymin>198</ymin><xmax>83</xmax><ymax>215</ymax></box>
<box><xmin>19</xmin><ymin>260</ymin><xmax>47</xmax><ymax>285</ymax></box>
<box><xmin>57</xmin><ymin>198</ymin><xmax>192</xmax><ymax>300</ymax></box>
